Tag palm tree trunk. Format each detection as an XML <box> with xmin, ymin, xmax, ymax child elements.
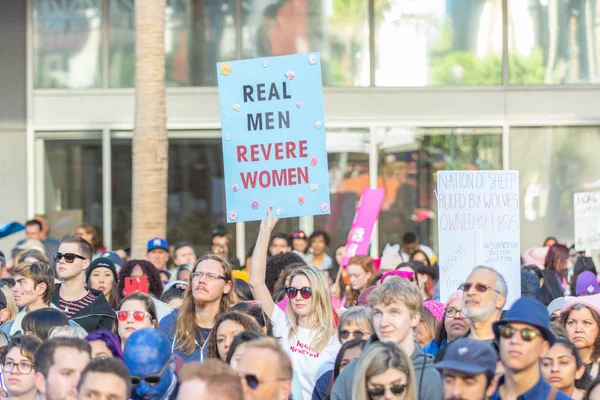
<box><xmin>131</xmin><ymin>0</ymin><xmax>168</xmax><ymax>258</ymax></box>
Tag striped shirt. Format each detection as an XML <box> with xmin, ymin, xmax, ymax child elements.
<box><xmin>58</xmin><ymin>291</ymin><xmax>95</xmax><ymax>319</ymax></box>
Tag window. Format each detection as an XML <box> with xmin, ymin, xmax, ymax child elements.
<box><xmin>108</xmin><ymin>0</ymin><xmax>236</xmax><ymax>87</ymax></box>
<box><xmin>510</xmin><ymin>126</ymin><xmax>600</xmax><ymax>249</ymax></box>
<box><xmin>377</xmin><ymin>127</ymin><xmax>503</xmax><ymax>252</ymax></box>
<box><xmin>43</xmin><ymin>137</ymin><xmax>103</xmax><ymax>237</ymax></box>
<box><xmin>34</xmin><ymin>0</ymin><xmax>103</xmax><ymax>88</ymax></box>
<box><xmin>242</xmin><ymin>0</ymin><xmax>370</xmax><ymax>86</ymax></box>
<box><xmin>508</xmin><ymin>0</ymin><xmax>600</xmax><ymax>84</ymax></box>
<box><xmin>111</xmin><ymin>135</ymin><xmax>237</xmax><ymax>254</ymax></box>
<box><xmin>375</xmin><ymin>0</ymin><xmax>502</xmax><ymax>86</ymax></box>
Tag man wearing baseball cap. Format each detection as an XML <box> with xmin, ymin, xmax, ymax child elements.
<box><xmin>490</xmin><ymin>296</ymin><xmax>570</xmax><ymax>400</ymax></box>
<box><xmin>434</xmin><ymin>338</ymin><xmax>497</xmax><ymax>400</ymax></box>
<box><xmin>147</xmin><ymin>238</ymin><xmax>170</xmax><ymax>271</ymax></box>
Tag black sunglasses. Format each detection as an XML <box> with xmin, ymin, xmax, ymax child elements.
<box><xmin>498</xmin><ymin>325</ymin><xmax>541</xmax><ymax>342</ymax></box>
<box><xmin>53</xmin><ymin>252</ymin><xmax>86</xmax><ymax>264</ymax></box>
<box><xmin>367</xmin><ymin>384</ymin><xmax>407</xmax><ymax>398</ymax></box>
<box><xmin>241</xmin><ymin>373</ymin><xmax>286</xmax><ymax>390</ymax></box>
<box><xmin>130</xmin><ymin>359</ymin><xmax>170</xmax><ymax>386</ymax></box>
<box><xmin>459</xmin><ymin>282</ymin><xmax>501</xmax><ymax>295</ymax></box>
<box><xmin>339</xmin><ymin>329</ymin><xmax>367</xmax><ymax>340</ymax></box>
<box><xmin>285</xmin><ymin>287</ymin><xmax>312</xmax><ymax>299</ymax></box>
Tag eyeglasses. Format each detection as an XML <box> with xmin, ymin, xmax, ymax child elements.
<box><xmin>290</xmin><ymin>231</ymin><xmax>306</xmax><ymax>239</ymax></box>
<box><xmin>131</xmin><ymin>359</ymin><xmax>170</xmax><ymax>386</ymax></box>
<box><xmin>191</xmin><ymin>271</ymin><xmax>227</xmax><ymax>281</ymax></box>
<box><xmin>339</xmin><ymin>329</ymin><xmax>367</xmax><ymax>340</ymax></box>
<box><xmin>117</xmin><ymin>310</ymin><xmax>151</xmax><ymax>322</ymax></box>
<box><xmin>240</xmin><ymin>373</ymin><xmax>286</xmax><ymax>390</ymax></box>
<box><xmin>498</xmin><ymin>325</ymin><xmax>541</xmax><ymax>342</ymax></box>
<box><xmin>367</xmin><ymin>384</ymin><xmax>407</xmax><ymax>398</ymax></box>
<box><xmin>285</xmin><ymin>286</ymin><xmax>312</xmax><ymax>299</ymax></box>
<box><xmin>459</xmin><ymin>282</ymin><xmax>501</xmax><ymax>295</ymax></box>
<box><xmin>3</xmin><ymin>360</ymin><xmax>34</xmax><ymax>374</ymax></box>
<box><xmin>445</xmin><ymin>307</ymin><xmax>464</xmax><ymax>318</ymax></box>
<box><xmin>212</xmin><ymin>248</ymin><xmax>225</xmax><ymax>254</ymax></box>
<box><xmin>53</xmin><ymin>252</ymin><xmax>86</xmax><ymax>263</ymax></box>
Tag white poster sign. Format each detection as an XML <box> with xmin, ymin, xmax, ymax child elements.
<box><xmin>574</xmin><ymin>191</ymin><xmax>600</xmax><ymax>251</ymax></box>
<box><xmin>437</xmin><ymin>171</ymin><xmax>521</xmax><ymax>307</ymax></box>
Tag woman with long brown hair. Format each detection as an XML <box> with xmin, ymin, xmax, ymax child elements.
<box><xmin>345</xmin><ymin>256</ymin><xmax>376</xmax><ymax>308</ymax></box>
<box><xmin>159</xmin><ymin>254</ymin><xmax>235</xmax><ymax>363</ymax></box>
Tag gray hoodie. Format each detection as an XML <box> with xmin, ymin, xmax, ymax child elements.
<box><xmin>330</xmin><ymin>334</ymin><xmax>442</xmax><ymax>400</ymax></box>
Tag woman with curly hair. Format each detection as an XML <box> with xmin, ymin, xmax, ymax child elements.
<box><xmin>118</xmin><ymin>260</ymin><xmax>163</xmax><ymax>299</ymax></box>
<box><xmin>207</xmin><ymin>311</ymin><xmax>263</xmax><ymax>360</ymax></box>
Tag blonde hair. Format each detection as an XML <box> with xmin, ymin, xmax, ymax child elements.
<box><xmin>345</xmin><ymin>256</ymin><xmax>377</xmax><ymax>307</ymax></box>
<box><xmin>173</xmin><ymin>255</ymin><xmax>236</xmax><ymax>356</ymax></box>
<box><xmin>1</xmin><ymin>286</ymin><xmax>18</xmax><ymax>322</ymax></box>
<box><xmin>48</xmin><ymin>325</ymin><xmax>88</xmax><ymax>339</ymax></box>
<box><xmin>287</xmin><ymin>266</ymin><xmax>336</xmax><ymax>353</ymax></box>
<box><xmin>368</xmin><ymin>276</ymin><xmax>423</xmax><ymax>317</ymax></box>
<box><xmin>352</xmin><ymin>342</ymin><xmax>417</xmax><ymax>400</ymax></box>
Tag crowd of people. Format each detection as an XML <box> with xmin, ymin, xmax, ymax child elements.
<box><xmin>0</xmin><ymin>211</ymin><xmax>598</xmax><ymax>400</ymax></box>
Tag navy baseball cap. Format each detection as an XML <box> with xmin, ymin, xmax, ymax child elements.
<box><xmin>434</xmin><ymin>338</ymin><xmax>497</xmax><ymax>375</ymax></box>
<box><xmin>100</xmin><ymin>251</ymin><xmax>124</xmax><ymax>267</ymax></box>
<box><xmin>147</xmin><ymin>238</ymin><xmax>169</xmax><ymax>252</ymax></box>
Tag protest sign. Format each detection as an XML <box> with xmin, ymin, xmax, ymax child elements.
<box><xmin>341</xmin><ymin>188</ymin><xmax>385</xmax><ymax>269</ymax></box>
<box><xmin>437</xmin><ymin>171</ymin><xmax>521</xmax><ymax>307</ymax></box>
<box><xmin>217</xmin><ymin>53</ymin><xmax>329</xmax><ymax>222</ymax></box>
<box><xmin>574</xmin><ymin>191</ymin><xmax>600</xmax><ymax>251</ymax></box>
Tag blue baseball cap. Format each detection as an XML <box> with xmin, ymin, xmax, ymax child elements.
<box><xmin>434</xmin><ymin>338</ymin><xmax>497</xmax><ymax>375</ymax></box>
<box><xmin>147</xmin><ymin>238</ymin><xmax>169</xmax><ymax>252</ymax></box>
<box><xmin>100</xmin><ymin>251</ymin><xmax>124</xmax><ymax>267</ymax></box>
<box><xmin>493</xmin><ymin>296</ymin><xmax>556</xmax><ymax>345</ymax></box>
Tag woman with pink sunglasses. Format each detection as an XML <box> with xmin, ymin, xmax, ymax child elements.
<box><xmin>116</xmin><ymin>292</ymin><xmax>158</xmax><ymax>348</ymax></box>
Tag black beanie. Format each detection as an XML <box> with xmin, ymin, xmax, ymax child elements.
<box><xmin>86</xmin><ymin>257</ymin><xmax>118</xmax><ymax>283</ymax></box>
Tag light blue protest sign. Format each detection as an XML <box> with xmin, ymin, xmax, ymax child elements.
<box><xmin>217</xmin><ymin>53</ymin><xmax>330</xmax><ymax>223</ymax></box>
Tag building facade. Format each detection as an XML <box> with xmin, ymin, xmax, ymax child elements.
<box><xmin>1</xmin><ymin>0</ymin><xmax>600</xmax><ymax>260</ymax></box>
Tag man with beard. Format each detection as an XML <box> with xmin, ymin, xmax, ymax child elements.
<box><xmin>434</xmin><ymin>338</ymin><xmax>497</xmax><ymax>400</ymax></box>
<box><xmin>436</xmin><ymin>266</ymin><xmax>507</xmax><ymax>361</ymax></box>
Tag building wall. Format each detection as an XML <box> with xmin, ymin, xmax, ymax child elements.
<box><xmin>0</xmin><ymin>0</ymin><xmax>27</xmax><ymax>254</ymax></box>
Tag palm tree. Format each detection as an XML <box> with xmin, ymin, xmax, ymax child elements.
<box><xmin>131</xmin><ymin>0</ymin><xmax>168</xmax><ymax>258</ymax></box>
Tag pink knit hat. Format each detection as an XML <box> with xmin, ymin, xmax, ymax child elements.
<box><xmin>424</xmin><ymin>300</ymin><xmax>445</xmax><ymax>322</ymax></box>
<box><xmin>522</xmin><ymin>247</ymin><xmax>549</xmax><ymax>269</ymax></box>
<box><xmin>561</xmin><ymin>293</ymin><xmax>600</xmax><ymax>317</ymax></box>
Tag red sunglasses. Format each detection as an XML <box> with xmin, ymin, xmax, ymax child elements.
<box><xmin>285</xmin><ymin>287</ymin><xmax>312</xmax><ymax>299</ymax></box>
<box><xmin>117</xmin><ymin>310</ymin><xmax>150</xmax><ymax>322</ymax></box>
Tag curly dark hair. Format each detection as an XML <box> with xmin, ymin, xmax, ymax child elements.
<box><xmin>118</xmin><ymin>260</ymin><xmax>163</xmax><ymax>299</ymax></box>
<box><xmin>265</xmin><ymin>252</ymin><xmax>305</xmax><ymax>294</ymax></box>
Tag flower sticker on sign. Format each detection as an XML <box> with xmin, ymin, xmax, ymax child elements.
<box><xmin>216</xmin><ymin>53</ymin><xmax>329</xmax><ymax>222</ymax></box>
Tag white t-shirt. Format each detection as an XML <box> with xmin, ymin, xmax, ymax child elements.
<box><xmin>271</xmin><ymin>306</ymin><xmax>341</xmax><ymax>400</ymax></box>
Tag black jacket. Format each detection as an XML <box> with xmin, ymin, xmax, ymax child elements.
<box><xmin>52</xmin><ymin>284</ymin><xmax>116</xmax><ymax>333</ymax></box>
<box><xmin>540</xmin><ymin>270</ymin><xmax>564</xmax><ymax>306</ymax></box>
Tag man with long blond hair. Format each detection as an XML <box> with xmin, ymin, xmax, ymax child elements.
<box><xmin>159</xmin><ymin>254</ymin><xmax>235</xmax><ymax>362</ymax></box>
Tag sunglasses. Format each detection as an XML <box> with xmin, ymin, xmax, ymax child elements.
<box><xmin>367</xmin><ymin>384</ymin><xmax>407</xmax><ymax>398</ymax></box>
<box><xmin>240</xmin><ymin>373</ymin><xmax>286</xmax><ymax>390</ymax></box>
<box><xmin>53</xmin><ymin>252</ymin><xmax>86</xmax><ymax>263</ymax></box>
<box><xmin>498</xmin><ymin>325</ymin><xmax>541</xmax><ymax>342</ymax></box>
<box><xmin>131</xmin><ymin>359</ymin><xmax>170</xmax><ymax>386</ymax></box>
<box><xmin>117</xmin><ymin>310</ymin><xmax>151</xmax><ymax>322</ymax></box>
<box><xmin>285</xmin><ymin>286</ymin><xmax>312</xmax><ymax>299</ymax></box>
<box><xmin>459</xmin><ymin>282</ymin><xmax>501</xmax><ymax>295</ymax></box>
<box><xmin>339</xmin><ymin>329</ymin><xmax>367</xmax><ymax>340</ymax></box>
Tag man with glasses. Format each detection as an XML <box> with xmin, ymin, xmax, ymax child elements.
<box><xmin>490</xmin><ymin>296</ymin><xmax>571</xmax><ymax>399</ymax></box>
<box><xmin>461</xmin><ymin>266</ymin><xmax>507</xmax><ymax>345</ymax></box>
<box><xmin>77</xmin><ymin>357</ymin><xmax>131</xmax><ymax>400</ymax></box>
<box><xmin>34</xmin><ymin>337</ymin><xmax>92</xmax><ymax>400</ymax></box>
<box><xmin>234</xmin><ymin>337</ymin><xmax>292</xmax><ymax>400</ymax></box>
<box><xmin>124</xmin><ymin>328</ymin><xmax>179</xmax><ymax>400</ymax></box>
<box><xmin>177</xmin><ymin>359</ymin><xmax>244</xmax><ymax>400</ymax></box>
<box><xmin>51</xmin><ymin>234</ymin><xmax>115</xmax><ymax>333</ymax></box>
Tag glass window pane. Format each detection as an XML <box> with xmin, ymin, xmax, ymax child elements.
<box><xmin>109</xmin><ymin>0</ymin><xmax>236</xmax><ymax>87</ymax></box>
<box><xmin>34</xmin><ymin>0</ymin><xmax>103</xmax><ymax>88</ymax></box>
<box><xmin>508</xmin><ymin>0</ymin><xmax>600</xmax><ymax>84</ymax></box>
<box><xmin>377</xmin><ymin>128</ymin><xmax>503</xmax><ymax>254</ymax></box>
<box><xmin>242</xmin><ymin>0</ymin><xmax>369</xmax><ymax>86</ymax></box>
<box><xmin>313</xmin><ymin>130</ymin><xmax>370</xmax><ymax>252</ymax></box>
<box><xmin>111</xmin><ymin>135</ymin><xmax>237</xmax><ymax>256</ymax></box>
<box><xmin>43</xmin><ymin>138</ymin><xmax>103</xmax><ymax>235</ymax></box>
<box><xmin>510</xmin><ymin>127</ymin><xmax>600</xmax><ymax>249</ymax></box>
<box><xmin>375</xmin><ymin>0</ymin><xmax>502</xmax><ymax>86</ymax></box>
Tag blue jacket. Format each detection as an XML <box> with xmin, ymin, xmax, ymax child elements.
<box><xmin>491</xmin><ymin>375</ymin><xmax>572</xmax><ymax>400</ymax></box>
<box><xmin>423</xmin><ymin>338</ymin><xmax>447</xmax><ymax>357</ymax></box>
<box><xmin>312</xmin><ymin>370</ymin><xmax>333</xmax><ymax>400</ymax></box>
<box><xmin>159</xmin><ymin>309</ymin><xmax>210</xmax><ymax>363</ymax></box>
